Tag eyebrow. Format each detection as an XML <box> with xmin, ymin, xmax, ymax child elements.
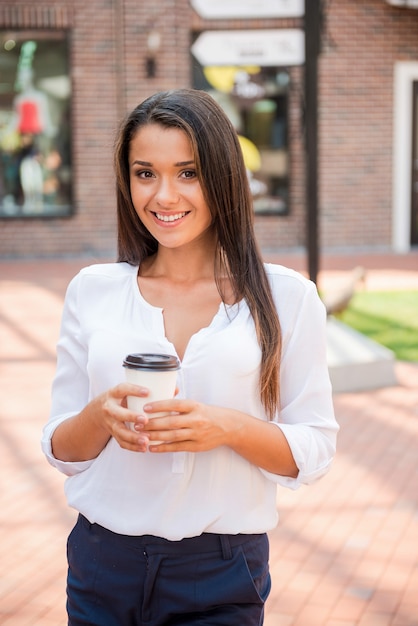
<box><xmin>132</xmin><ymin>160</ymin><xmax>195</xmax><ymax>167</ymax></box>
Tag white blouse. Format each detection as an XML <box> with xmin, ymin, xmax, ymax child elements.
<box><xmin>42</xmin><ymin>262</ymin><xmax>338</xmax><ymax>540</ymax></box>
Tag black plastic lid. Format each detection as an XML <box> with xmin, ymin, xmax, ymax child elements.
<box><xmin>123</xmin><ymin>353</ymin><xmax>180</xmax><ymax>371</ymax></box>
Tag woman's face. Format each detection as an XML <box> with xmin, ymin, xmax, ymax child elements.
<box><xmin>129</xmin><ymin>123</ymin><xmax>214</xmax><ymax>251</ymax></box>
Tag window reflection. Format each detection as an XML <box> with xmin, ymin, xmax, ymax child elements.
<box><xmin>0</xmin><ymin>32</ymin><xmax>71</xmax><ymax>218</ymax></box>
<box><xmin>193</xmin><ymin>62</ymin><xmax>289</xmax><ymax>215</ymax></box>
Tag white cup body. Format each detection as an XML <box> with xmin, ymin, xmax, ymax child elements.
<box><xmin>125</xmin><ymin>367</ymin><xmax>178</xmax><ymax>444</ymax></box>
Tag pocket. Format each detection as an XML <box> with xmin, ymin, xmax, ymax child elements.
<box><xmin>239</xmin><ymin>535</ymin><xmax>271</xmax><ymax>604</ymax></box>
<box><xmin>195</xmin><ymin>537</ymin><xmax>271</xmax><ymax>609</ymax></box>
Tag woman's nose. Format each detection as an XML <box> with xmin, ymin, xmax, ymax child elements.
<box><xmin>155</xmin><ymin>178</ymin><xmax>180</xmax><ymax>206</ymax></box>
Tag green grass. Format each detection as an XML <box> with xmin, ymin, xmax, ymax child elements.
<box><xmin>335</xmin><ymin>290</ymin><xmax>418</xmax><ymax>362</ymax></box>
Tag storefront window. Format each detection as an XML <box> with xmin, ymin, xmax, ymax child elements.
<box><xmin>0</xmin><ymin>31</ymin><xmax>71</xmax><ymax>218</ymax></box>
<box><xmin>193</xmin><ymin>62</ymin><xmax>289</xmax><ymax>215</ymax></box>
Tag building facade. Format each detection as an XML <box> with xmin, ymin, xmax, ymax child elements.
<box><xmin>0</xmin><ymin>0</ymin><xmax>417</xmax><ymax>259</ymax></box>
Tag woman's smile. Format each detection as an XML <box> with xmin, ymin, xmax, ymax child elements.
<box><xmin>152</xmin><ymin>210</ymin><xmax>190</xmax><ymax>224</ymax></box>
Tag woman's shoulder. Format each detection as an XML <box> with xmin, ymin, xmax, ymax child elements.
<box><xmin>263</xmin><ymin>263</ymin><xmax>325</xmax><ymax>327</ymax></box>
<box><xmin>77</xmin><ymin>261</ymin><xmax>138</xmax><ymax>279</ymax></box>
<box><xmin>263</xmin><ymin>262</ymin><xmax>313</xmax><ymax>291</ymax></box>
<box><xmin>67</xmin><ymin>262</ymin><xmax>138</xmax><ymax>294</ymax></box>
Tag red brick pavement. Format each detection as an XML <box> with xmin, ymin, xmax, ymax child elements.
<box><xmin>0</xmin><ymin>253</ymin><xmax>417</xmax><ymax>626</ymax></box>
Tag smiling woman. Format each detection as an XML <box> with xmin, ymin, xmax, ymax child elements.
<box><xmin>42</xmin><ymin>88</ymin><xmax>338</xmax><ymax>626</ymax></box>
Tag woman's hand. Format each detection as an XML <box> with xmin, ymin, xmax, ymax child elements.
<box><xmin>139</xmin><ymin>399</ymin><xmax>229</xmax><ymax>452</ymax></box>
<box><xmin>92</xmin><ymin>383</ymin><xmax>153</xmax><ymax>452</ymax></box>
<box><xmin>51</xmin><ymin>383</ymin><xmax>153</xmax><ymax>462</ymax></box>
<box><xmin>141</xmin><ymin>398</ymin><xmax>299</xmax><ymax>478</ymax></box>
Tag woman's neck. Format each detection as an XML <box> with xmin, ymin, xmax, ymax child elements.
<box><xmin>140</xmin><ymin>241</ymin><xmax>218</xmax><ymax>283</ymax></box>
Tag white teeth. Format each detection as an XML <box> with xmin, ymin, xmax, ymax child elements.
<box><xmin>155</xmin><ymin>212</ymin><xmax>187</xmax><ymax>222</ymax></box>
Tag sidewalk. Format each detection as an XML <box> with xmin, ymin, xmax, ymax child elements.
<box><xmin>0</xmin><ymin>253</ymin><xmax>417</xmax><ymax>626</ymax></box>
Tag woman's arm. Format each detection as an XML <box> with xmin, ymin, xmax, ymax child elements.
<box><xmin>221</xmin><ymin>407</ymin><xmax>299</xmax><ymax>477</ymax></box>
<box><xmin>44</xmin><ymin>270</ymin><xmax>152</xmax><ymax>464</ymax></box>
<box><xmin>51</xmin><ymin>383</ymin><xmax>152</xmax><ymax>462</ymax></box>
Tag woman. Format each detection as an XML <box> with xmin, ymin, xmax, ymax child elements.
<box><xmin>42</xmin><ymin>89</ymin><xmax>338</xmax><ymax>626</ymax></box>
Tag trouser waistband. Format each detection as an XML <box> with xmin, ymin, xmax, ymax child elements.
<box><xmin>78</xmin><ymin>513</ymin><xmax>265</xmax><ymax>560</ymax></box>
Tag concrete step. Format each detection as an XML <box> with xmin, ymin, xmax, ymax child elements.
<box><xmin>326</xmin><ymin>317</ymin><xmax>397</xmax><ymax>393</ymax></box>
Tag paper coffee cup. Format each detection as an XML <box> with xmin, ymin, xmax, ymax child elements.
<box><xmin>123</xmin><ymin>353</ymin><xmax>180</xmax><ymax>445</ymax></box>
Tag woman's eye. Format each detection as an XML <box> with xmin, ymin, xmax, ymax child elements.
<box><xmin>136</xmin><ymin>170</ymin><xmax>153</xmax><ymax>179</ymax></box>
<box><xmin>182</xmin><ymin>169</ymin><xmax>196</xmax><ymax>179</ymax></box>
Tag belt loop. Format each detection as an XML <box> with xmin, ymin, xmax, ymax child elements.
<box><xmin>219</xmin><ymin>534</ymin><xmax>232</xmax><ymax>560</ymax></box>
<box><xmin>79</xmin><ymin>513</ymin><xmax>92</xmax><ymax>529</ymax></box>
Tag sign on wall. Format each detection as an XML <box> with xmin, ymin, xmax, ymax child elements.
<box><xmin>190</xmin><ymin>0</ymin><xmax>305</xmax><ymax>19</ymax></box>
<box><xmin>191</xmin><ymin>29</ymin><xmax>305</xmax><ymax>67</ymax></box>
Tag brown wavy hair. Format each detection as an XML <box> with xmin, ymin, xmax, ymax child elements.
<box><xmin>114</xmin><ymin>89</ymin><xmax>281</xmax><ymax>419</ymax></box>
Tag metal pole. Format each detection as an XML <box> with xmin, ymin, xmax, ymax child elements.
<box><xmin>304</xmin><ymin>0</ymin><xmax>321</xmax><ymax>284</ymax></box>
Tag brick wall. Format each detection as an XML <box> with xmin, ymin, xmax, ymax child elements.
<box><xmin>0</xmin><ymin>0</ymin><xmax>417</xmax><ymax>258</ymax></box>
<box><xmin>320</xmin><ymin>0</ymin><xmax>418</xmax><ymax>250</ymax></box>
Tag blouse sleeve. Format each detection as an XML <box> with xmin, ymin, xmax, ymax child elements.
<box><xmin>261</xmin><ymin>278</ymin><xmax>339</xmax><ymax>489</ymax></box>
<box><xmin>41</xmin><ymin>273</ymin><xmax>95</xmax><ymax>476</ymax></box>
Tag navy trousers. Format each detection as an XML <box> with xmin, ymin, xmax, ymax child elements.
<box><xmin>67</xmin><ymin>514</ymin><xmax>271</xmax><ymax>626</ymax></box>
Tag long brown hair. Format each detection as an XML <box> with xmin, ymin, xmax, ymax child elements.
<box><xmin>114</xmin><ymin>89</ymin><xmax>281</xmax><ymax>419</ymax></box>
